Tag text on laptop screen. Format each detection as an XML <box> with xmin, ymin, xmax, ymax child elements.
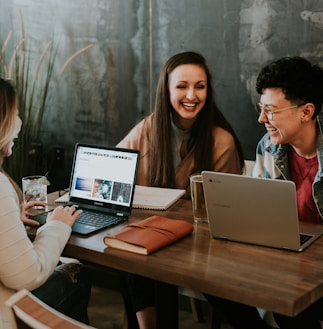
<box><xmin>70</xmin><ymin>146</ymin><xmax>138</xmax><ymax>207</ymax></box>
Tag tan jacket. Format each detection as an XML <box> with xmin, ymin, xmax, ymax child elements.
<box><xmin>117</xmin><ymin>114</ymin><xmax>242</xmax><ymax>196</ymax></box>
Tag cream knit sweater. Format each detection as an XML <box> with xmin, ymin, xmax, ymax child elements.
<box><xmin>0</xmin><ymin>172</ymin><xmax>71</xmax><ymax>329</ymax></box>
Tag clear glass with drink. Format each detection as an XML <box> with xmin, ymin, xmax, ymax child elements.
<box><xmin>190</xmin><ymin>174</ymin><xmax>208</xmax><ymax>223</ymax></box>
<box><xmin>22</xmin><ymin>175</ymin><xmax>49</xmax><ymax>209</ymax></box>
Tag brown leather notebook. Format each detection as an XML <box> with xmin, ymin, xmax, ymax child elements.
<box><xmin>103</xmin><ymin>215</ymin><xmax>194</xmax><ymax>255</ymax></box>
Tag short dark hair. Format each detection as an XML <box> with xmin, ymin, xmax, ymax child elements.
<box><xmin>256</xmin><ymin>56</ymin><xmax>323</xmax><ymax>117</ymax></box>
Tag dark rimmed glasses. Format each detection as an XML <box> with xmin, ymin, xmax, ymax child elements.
<box><xmin>255</xmin><ymin>102</ymin><xmax>305</xmax><ymax>121</ymax></box>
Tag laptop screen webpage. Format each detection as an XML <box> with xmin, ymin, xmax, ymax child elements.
<box><xmin>69</xmin><ymin>144</ymin><xmax>139</xmax><ymax>214</ymax></box>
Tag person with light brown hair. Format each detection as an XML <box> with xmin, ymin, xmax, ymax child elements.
<box><xmin>0</xmin><ymin>78</ymin><xmax>91</xmax><ymax>328</ymax></box>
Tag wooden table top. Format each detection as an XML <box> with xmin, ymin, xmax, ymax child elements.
<box><xmin>28</xmin><ymin>191</ymin><xmax>323</xmax><ymax>317</ymax></box>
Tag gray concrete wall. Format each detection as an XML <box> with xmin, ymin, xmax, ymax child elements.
<box><xmin>1</xmin><ymin>0</ymin><xmax>323</xmax><ymax>189</ymax></box>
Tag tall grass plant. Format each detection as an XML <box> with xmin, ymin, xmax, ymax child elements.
<box><xmin>0</xmin><ymin>9</ymin><xmax>92</xmax><ymax>185</ymax></box>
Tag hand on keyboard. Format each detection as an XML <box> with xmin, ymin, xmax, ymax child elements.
<box><xmin>47</xmin><ymin>205</ymin><xmax>83</xmax><ymax>227</ymax></box>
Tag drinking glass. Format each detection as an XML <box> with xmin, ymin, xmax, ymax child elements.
<box><xmin>22</xmin><ymin>175</ymin><xmax>48</xmax><ymax>209</ymax></box>
<box><xmin>190</xmin><ymin>174</ymin><xmax>208</xmax><ymax>223</ymax></box>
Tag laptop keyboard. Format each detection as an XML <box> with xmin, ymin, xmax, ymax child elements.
<box><xmin>300</xmin><ymin>233</ymin><xmax>312</xmax><ymax>245</ymax></box>
<box><xmin>76</xmin><ymin>210</ymin><xmax>124</xmax><ymax>228</ymax></box>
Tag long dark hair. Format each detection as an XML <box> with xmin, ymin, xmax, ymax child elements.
<box><xmin>148</xmin><ymin>51</ymin><xmax>244</xmax><ymax>187</ymax></box>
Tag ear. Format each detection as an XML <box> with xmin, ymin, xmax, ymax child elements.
<box><xmin>301</xmin><ymin>103</ymin><xmax>315</xmax><ymax>122</ymax></box>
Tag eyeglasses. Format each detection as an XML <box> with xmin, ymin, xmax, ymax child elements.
<box><xmin>255</xmin><ymin>102</ymin><xmax>305</xmax><ymax>121</ymax></box>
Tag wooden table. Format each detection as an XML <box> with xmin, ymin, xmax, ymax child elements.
<box><xmin>28</xmin><ymin>192</ymin><xmax>323</xmax><ymax>323</ymax></box>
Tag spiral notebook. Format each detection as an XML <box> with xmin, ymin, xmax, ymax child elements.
<box><xmin>55</xmin><ymin>185</ymin><xmax>185</xmax><ymax>210</ymax></box>
<box><xmin>132</xmin><ymin>186</ymin><xmax>185</xmax><ymax>210</ymax></box>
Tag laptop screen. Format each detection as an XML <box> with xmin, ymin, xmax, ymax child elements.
<box><xmin>69</xmin><ymin>144</ymin><xmax>139</xmax><ymax>213</ymax></box>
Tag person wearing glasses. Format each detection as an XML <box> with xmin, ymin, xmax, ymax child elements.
<box><xmin>253</xmin><ymin>56</ymin><xmax>323</xmax><ymax>329</ymax></box>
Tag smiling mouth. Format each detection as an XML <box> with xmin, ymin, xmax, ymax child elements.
<box><xmin>182</xmin><ymin>102</ymin><xmax>197</xmax><ymax>108</ymax></box>
<box><xmin>267</xmin><ymin>127</ymin><xmax>277</xmax><ymax>133</ymax></box>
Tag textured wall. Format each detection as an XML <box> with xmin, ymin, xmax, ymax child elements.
<box><xmin>1</xmin><ymin>0</ymin><xmax>323</xmax><ymax>189</ymax></box>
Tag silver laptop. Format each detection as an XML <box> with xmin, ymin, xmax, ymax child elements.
<box><xmin>32</xmin><ymin>143</ymin><xmax>139</xmax><ymax>235</ymax></box>
<box><xmin>202</xmin><ymin>171</ymin><xmax>323</xmax><ymax>252</ymax></box>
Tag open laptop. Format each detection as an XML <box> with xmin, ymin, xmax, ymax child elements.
<box><xmin>202</xmin><ymin>171</ymin><xmax>323</xmax><ymax>252</ymax></box>
<box><xmin>32</xmin><ymin>143</ymin><xmax>139</xmax><ymax>235</ymax></box>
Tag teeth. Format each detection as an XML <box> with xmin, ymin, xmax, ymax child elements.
<box><xmin>182</xmin><ymin>103</ymin><xmax>195</xmax><ymax>108</ymax></box>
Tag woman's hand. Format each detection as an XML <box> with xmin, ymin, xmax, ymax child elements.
<box><xmin>47</xmin><ymin>205</ymin><xmax>82</xmax><ymax>227</ymax></box>
<box><xmin>20</xmin><ymin>201</ymin><xmax>47</xmax><ymax>226</ymax></box>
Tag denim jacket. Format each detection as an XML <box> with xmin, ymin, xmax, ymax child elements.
<box><xmin>252</xmin><ymin>120</ymin><xmax>323</xmax><ymax>220</ymax></box>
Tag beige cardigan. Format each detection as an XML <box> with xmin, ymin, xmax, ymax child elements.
<box><xmin>117</xmin><ymin>113</ymin><xmax>242</xmax><ymax>196</ymax></box>
<box><xmin>0</xmin><ymin>172</ymin><xmax>72</xmax><ymax>329</ymax></box>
